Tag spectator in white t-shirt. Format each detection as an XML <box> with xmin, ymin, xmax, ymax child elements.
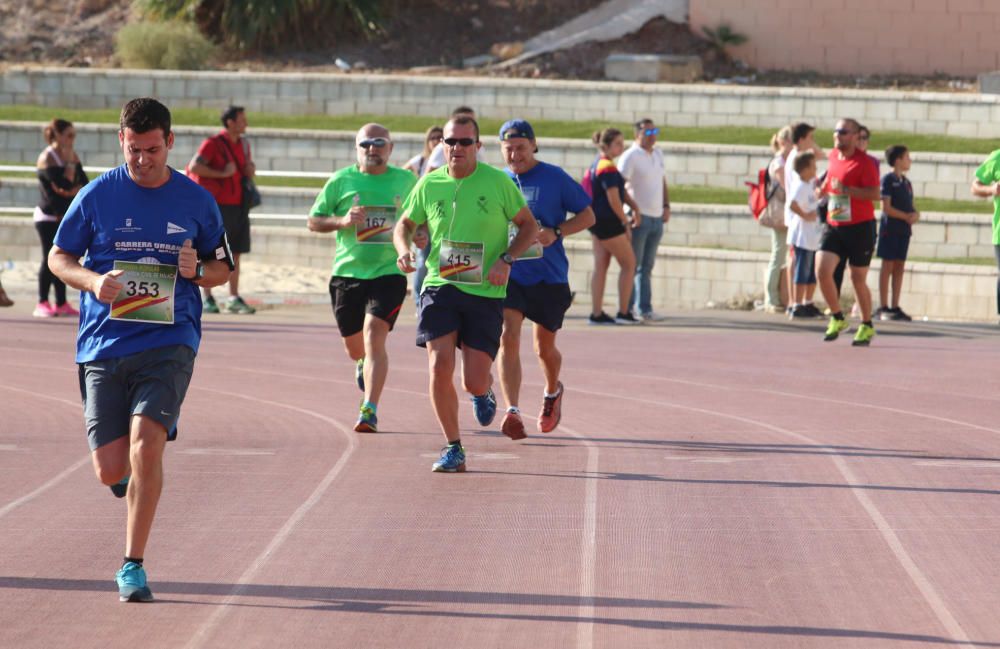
<box><xmin>424</xmin><ymin>106</ymin><xmax>487</xmax><ymax>173</ymax></box>
<box><xmin>404</xmin><ymin>125</ymin><xmax>443</xmax><ymax>178</ymax></box>
<box><xmin>787</xmin><ymin>152</ymin><xmax>822</xmax><ymax>319</ymax></box>
<box><xmin>618</xmin><ymin>118</ymin><xmax>670</xmax><ymax>322</ymax></box>
<box><xmin>783</xmin><ymin>122</ymin><xmax>822</xmax><ymax>314</ymax></box>
<box><xmin>403</xmin><ymin>125</ymin><xmax>443</xmax><ymax>304</ymax></box>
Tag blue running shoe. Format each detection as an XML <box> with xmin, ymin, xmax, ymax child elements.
<box><xmin>109</xmin><ymin>475</ymin><xmax>129</xmax><ymax>498</ymax></box>
<box><xmin>470</xmin><ymin>388</ymin><xmax>497</xmax><ymax>426</ymax></box>
<box><xmin>353</xmin><ymin>405</ymin><xmax>377</xmax><ymax>433</ymax></box>
<box><xmin>355</xmin><ymin>358</ymin><xmax>365</xmax><ymax>392</ymax></box>
<box><xmin>116</xmin><ymin>561</ymin><xmax>153</xmax><ymax>602</ymax></box>
<box><xmin>432</xmin><ymin>444</ymin><xmax>466</xmax><ymax>473</ymax></box>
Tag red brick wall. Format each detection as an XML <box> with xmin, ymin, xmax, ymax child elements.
<box><xmin>689</xmin><ymin>0</ymin><xmax>1000</xmax><ymax>76</ymax></box>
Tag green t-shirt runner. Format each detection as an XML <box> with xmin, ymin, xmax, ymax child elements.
<box><xmin>310</xmin><ymin>165</ymin><xmax>417</xmax><ymax>278</ymax></box>
<box><xmin>402</xmin><ymin>162</ymin><xmax>527</xmax><ymax>299</ymax></box>
<box><xmin>974</xmin><ymin>149</ymin><xmax>1000</xmax><ymax>245</ymax></box>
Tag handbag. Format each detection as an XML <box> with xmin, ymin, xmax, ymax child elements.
<box><xmin>217</xmin><ymin>134</ymin><xmax>262</xmax><ymax>210</ymax></box>
<box><xmin>241</xmin><ymin>176</ymin><xmax>262</xmax><ymax>209</ymax></box>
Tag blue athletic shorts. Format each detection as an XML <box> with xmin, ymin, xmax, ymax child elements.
<box><xmin>416</xmin><ymin>284</ymin><xmax>503</xmax><ymax>359</ymax></box>
<box><xmin>77</xmin><ymin>345</ymin><xmax>195</xmax><ymax>450</ymax></box>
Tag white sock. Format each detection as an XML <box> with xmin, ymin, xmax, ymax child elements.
<box><xmin>507</xmin><ymin>406</ymin><xmax>520</xmax><ymax>414</ymax></box>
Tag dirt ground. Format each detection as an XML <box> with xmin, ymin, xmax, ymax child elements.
<box><xmin>0</xmin><ymin>0</ymin><xmax>975</xmax><ymax>91</ymax></box>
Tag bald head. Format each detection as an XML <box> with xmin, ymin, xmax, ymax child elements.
<box><xmin>355</xmin><ymin>123</ymin><xmax>392</xmax><ymax>174</ymax></box>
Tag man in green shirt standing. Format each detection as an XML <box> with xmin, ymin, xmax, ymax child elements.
<box><xmin>309</xmin><ymin>123</ymin><xmax>418</xmax><ymax>432</ymax></box>
<box><xmin>971</xmin><ymin>150</ymin><xmax>1000</xmax><ymax>322</ymax></box>
<box><xmin>394</xmin><ymin>116</ymin><xmax>540</xmax><ymax>473</ymax></box>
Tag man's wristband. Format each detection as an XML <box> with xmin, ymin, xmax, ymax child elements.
<box><xmin>195</xmin><ymin>261</ymin><xmax>205</xmax><ymax>280</ymax></box>
<box><xmin>663</xmin><ymin>202</ymin><xmax>670</xmax><ymax>208</ymax></box>
<box><xmin>553</xmin><ymin>226</ymin><xmax>562</xmax><ymax>239</ymax></box>
<box><xmin>500</xmin><ymin>252</ymin><xmax>515</xmax><ymax>266</ymax></box>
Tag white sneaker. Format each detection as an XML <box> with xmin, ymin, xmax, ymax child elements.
<box><xmin>640</xmin><ymin>311</ymin><xmax>666</xmax><ymax>322</ymax></box>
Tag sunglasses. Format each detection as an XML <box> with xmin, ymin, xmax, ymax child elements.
<box><xmin>833</xmin><ymin>128</ymin><xmax>856</xmax><ymax>135</ymax></box>
<box><xmin>358</xmin><ymin>137</ymin><xmax>389</xmax><ymax>148</ymax></box>
<box><xmin>444</xmin><ymin>137</ymin><xmax>477</xmax><ymax>147</ymax></box>
<box><xmin>643</xmin><ymin>128</ymin><xmax>659</xmax><ymax>136</ymax></box>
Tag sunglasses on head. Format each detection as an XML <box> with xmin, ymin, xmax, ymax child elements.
<box><xmin>833</xmin><ymin>128</ymin><xmax>855</xmax><ymax>135</ymax></box>
<box><xmin>358</xmin><ymin>137</ymin><xmax>388</xmax><ymax>148</ymax></box>
<box><xmin>643</xmin><ymin>128</ymin><xmax>659</xmax><ymax>136</ymax></box>
<box><xmin>444</xmin><ymin>137</ymin><xmax>477</xmax><ymax>147</ymax></box>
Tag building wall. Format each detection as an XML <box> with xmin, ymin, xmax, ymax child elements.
<box><xmin>690</xmin><ymin>0</ymin><xmax>1000</xmax><ymax>76</ymax></box>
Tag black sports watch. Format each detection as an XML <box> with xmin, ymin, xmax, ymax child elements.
<box><xmin>194</xmin><ymin>262</ymin><xmax>205</xmax><ymax>280</ymax></box>
<box><xmin>553</xmin><ymin>226</ymin><xmax>562</xmax><ymax>239</ymax></box>
<box><xmin>499</xmin><ymin>252</ymin><xmax>515</xmax><ymax>266</ymax></box>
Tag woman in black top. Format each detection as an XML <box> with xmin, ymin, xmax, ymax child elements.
<box><xmin>34</xmin><ymin>118</ymin><xmax>87</xmax><ymax>317</ymax></box>
<box><xmin>587</xmin><ymin>128</ymin><xmax>639</xmax><ymax>325</ymax></box>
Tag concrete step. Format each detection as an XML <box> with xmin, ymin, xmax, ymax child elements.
<box><xmin>0</xmin><ymin>121</ymin><xmax>988</xmax><ymax>201</ymax></box>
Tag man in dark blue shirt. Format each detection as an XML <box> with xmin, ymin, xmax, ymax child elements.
<box><xmin>495</xmin><ymin>119</ymin><xmax>595</xmax><ymax>439</ymax></box>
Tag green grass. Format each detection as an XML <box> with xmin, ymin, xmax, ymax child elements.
<box><xmin>2</xmin><ymin>105</ymin><xmax>999</xmax><ymax>154</ymax></box>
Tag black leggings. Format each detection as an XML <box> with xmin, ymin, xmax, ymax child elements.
<box><xmin>35</xmin><ymin>220</ymin><xmax>66</xmax><ymax>305</ymax></box>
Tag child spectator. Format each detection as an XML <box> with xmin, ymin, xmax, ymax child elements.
<box><xmin>787</xmin><ymin>152</ymin><xmax>822</xmax><ymax>319</ymax></box>
<box><xmin>876</xmin><ymin>145</ymin><xmax>919</xmax><ymax>321</ymax></box>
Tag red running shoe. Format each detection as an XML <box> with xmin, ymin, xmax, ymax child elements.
<box><xmin>538</xmin><ymin>382</ymin><xmax>564</xmax><ymax>433</ymax></box>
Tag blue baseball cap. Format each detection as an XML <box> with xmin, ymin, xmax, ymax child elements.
<box><xmin>499</xmin><ymin>119</ymin><xmax>536</xmax><ymax>142</ymax></box>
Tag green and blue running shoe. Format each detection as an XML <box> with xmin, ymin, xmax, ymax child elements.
<box><xmin>116</xmin><ymin>561</ymin><xmax>153</xmax><ymax>602</ymax></box>
<box><xmin>353</xmin><ymin>404</ymin><xmax>377</xmax><ymax>433</ymax></box>
<box><xmin>355</xmin><ymin>358</ymin><xmax>365</xmax><ymax>392</ymax></box>
<box><xmin>852</xmin><ymin>323</ymin><xmax>876</xmax><ymax>346</ymax></box>
<box><xmin>109</xmin><ymin>475</ymin><xmax>129</xmax><ymax>498</ymax></box>
<box><xmin>823</xmin><ymin>317</ymin><xmax>850</xmax><ymax>342</ymax></box>
<box><xmin>470</xmin><ymin>388</ymin><xmax>497</xmax><ymax>427</ymax></box>
<box><xmin>202</xmin><ymin>296</ymin><xmax>220</xmax><ymax>314</ymax></box>
<box><xmin>432</xmin><ymin>444</ymin><xmax>466</xmax><ymax>473</ymax></box>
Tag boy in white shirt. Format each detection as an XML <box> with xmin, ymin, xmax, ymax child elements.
<box><xmin>787</xmin><ymin>152</ymin><xmax>822</xmax><ymax>319</ymax></box>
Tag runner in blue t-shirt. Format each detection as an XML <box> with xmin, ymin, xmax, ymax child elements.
<box><xmin>48</xmin><ymin>98</ymin><xmax>234</xmax><ymax>604</ymax></box>
<box><xmin>495</xmin><ymin>119</ymin><xmax>595</xmax><ymax>439</ymax></box>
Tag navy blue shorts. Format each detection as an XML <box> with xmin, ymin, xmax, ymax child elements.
<box><xmin>792</xmin><ymin>246</ymin><xmax>817</xmax><ymax>285</ymax></box>
<box><xmin>417</xmin><ymin>284</ymin><xmax>503</xmax><ymax>359</ymax></box>
<box><xmin>78</xmin><ymin>345</ymin><xmax>194</xmax><ymax>451</ymax></box>
<box><xmin>329</xmin><ymin>274</ymin><xmax>407</xmax><ymax>337</ymax></box>
<box><xmin>876</xmin><ymin>231</ymin><xmax>911</xmax><ymax>261</ymax></box>
<box><xmin>503</xmin><ymin>280</ymin><xmax>573</xmax><ymax>332</ymax></box>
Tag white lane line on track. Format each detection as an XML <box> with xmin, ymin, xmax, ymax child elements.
<box><xmin>565</xmin><ymin>384</ymin><xmax>975</xmax><ymax>646</ymax></box>
<box><xmin>560</xmin><ymin>424</ymin><xmax>597</xmax><ymax>649</ymax></box>
<box><xmin>0</xmin><ymin>384</ymin><xmax>89</xmax><ymax>519</ymax></box>
<box><xmin>582</xmin><ymin>369</ymin><xmax>1000</xmax><ymax>438</ymax></box>
<box><xmin>183</xmin><ymin>387</ymin><xmax>358</xmax><ymax>649</ymax></box>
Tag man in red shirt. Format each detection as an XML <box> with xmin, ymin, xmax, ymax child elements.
<box><xmin>816</xmin><ymin>118</ymin><xmax>880</xmax><ymax>346</ymax></box>
<box><xmin>187</xmin><ymin>106</ymin><xmax>257</xmax><ymax>314</ymax></box>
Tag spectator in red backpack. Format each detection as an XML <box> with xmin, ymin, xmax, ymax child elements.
<box><xmin>187</xmin><ymin>105</ymin><xmax>257</xmax><ymax>314</ymax></box>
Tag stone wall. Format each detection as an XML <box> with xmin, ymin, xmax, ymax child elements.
<box><xmin>4</xmin><ymin>67</ymin><xmax>1000</xmax><ymax>138</ymax></box>
<box><xmin>2</xmin><ymin>216</ymin><xmax>994</xmax><ymax>322</ymax></box>
<box><xmin>0</xmin><ymin>122</ymin><xmax>986</xmax><ymax>201</ymax></box>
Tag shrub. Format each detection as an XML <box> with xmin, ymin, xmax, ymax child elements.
<box><xmin>138</xmin><ymin>0</ymin><xmax>382</xmax><ymax>52</ymax></box>
<box><xmin>115</xmin><ymin>21</ymin><xmax>217</xmax><ymax>70</ymax></box>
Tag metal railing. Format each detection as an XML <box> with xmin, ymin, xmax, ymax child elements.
<box><xmin>0</xmin><ymin>164</ymin><xmax>317</xmax><ymax>222</ymax></box>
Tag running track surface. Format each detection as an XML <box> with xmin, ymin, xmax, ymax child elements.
<box><xmin>2</xmin><ymin>305</ymin><xmax>1000</xmax><ymax>649</ymax></box>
